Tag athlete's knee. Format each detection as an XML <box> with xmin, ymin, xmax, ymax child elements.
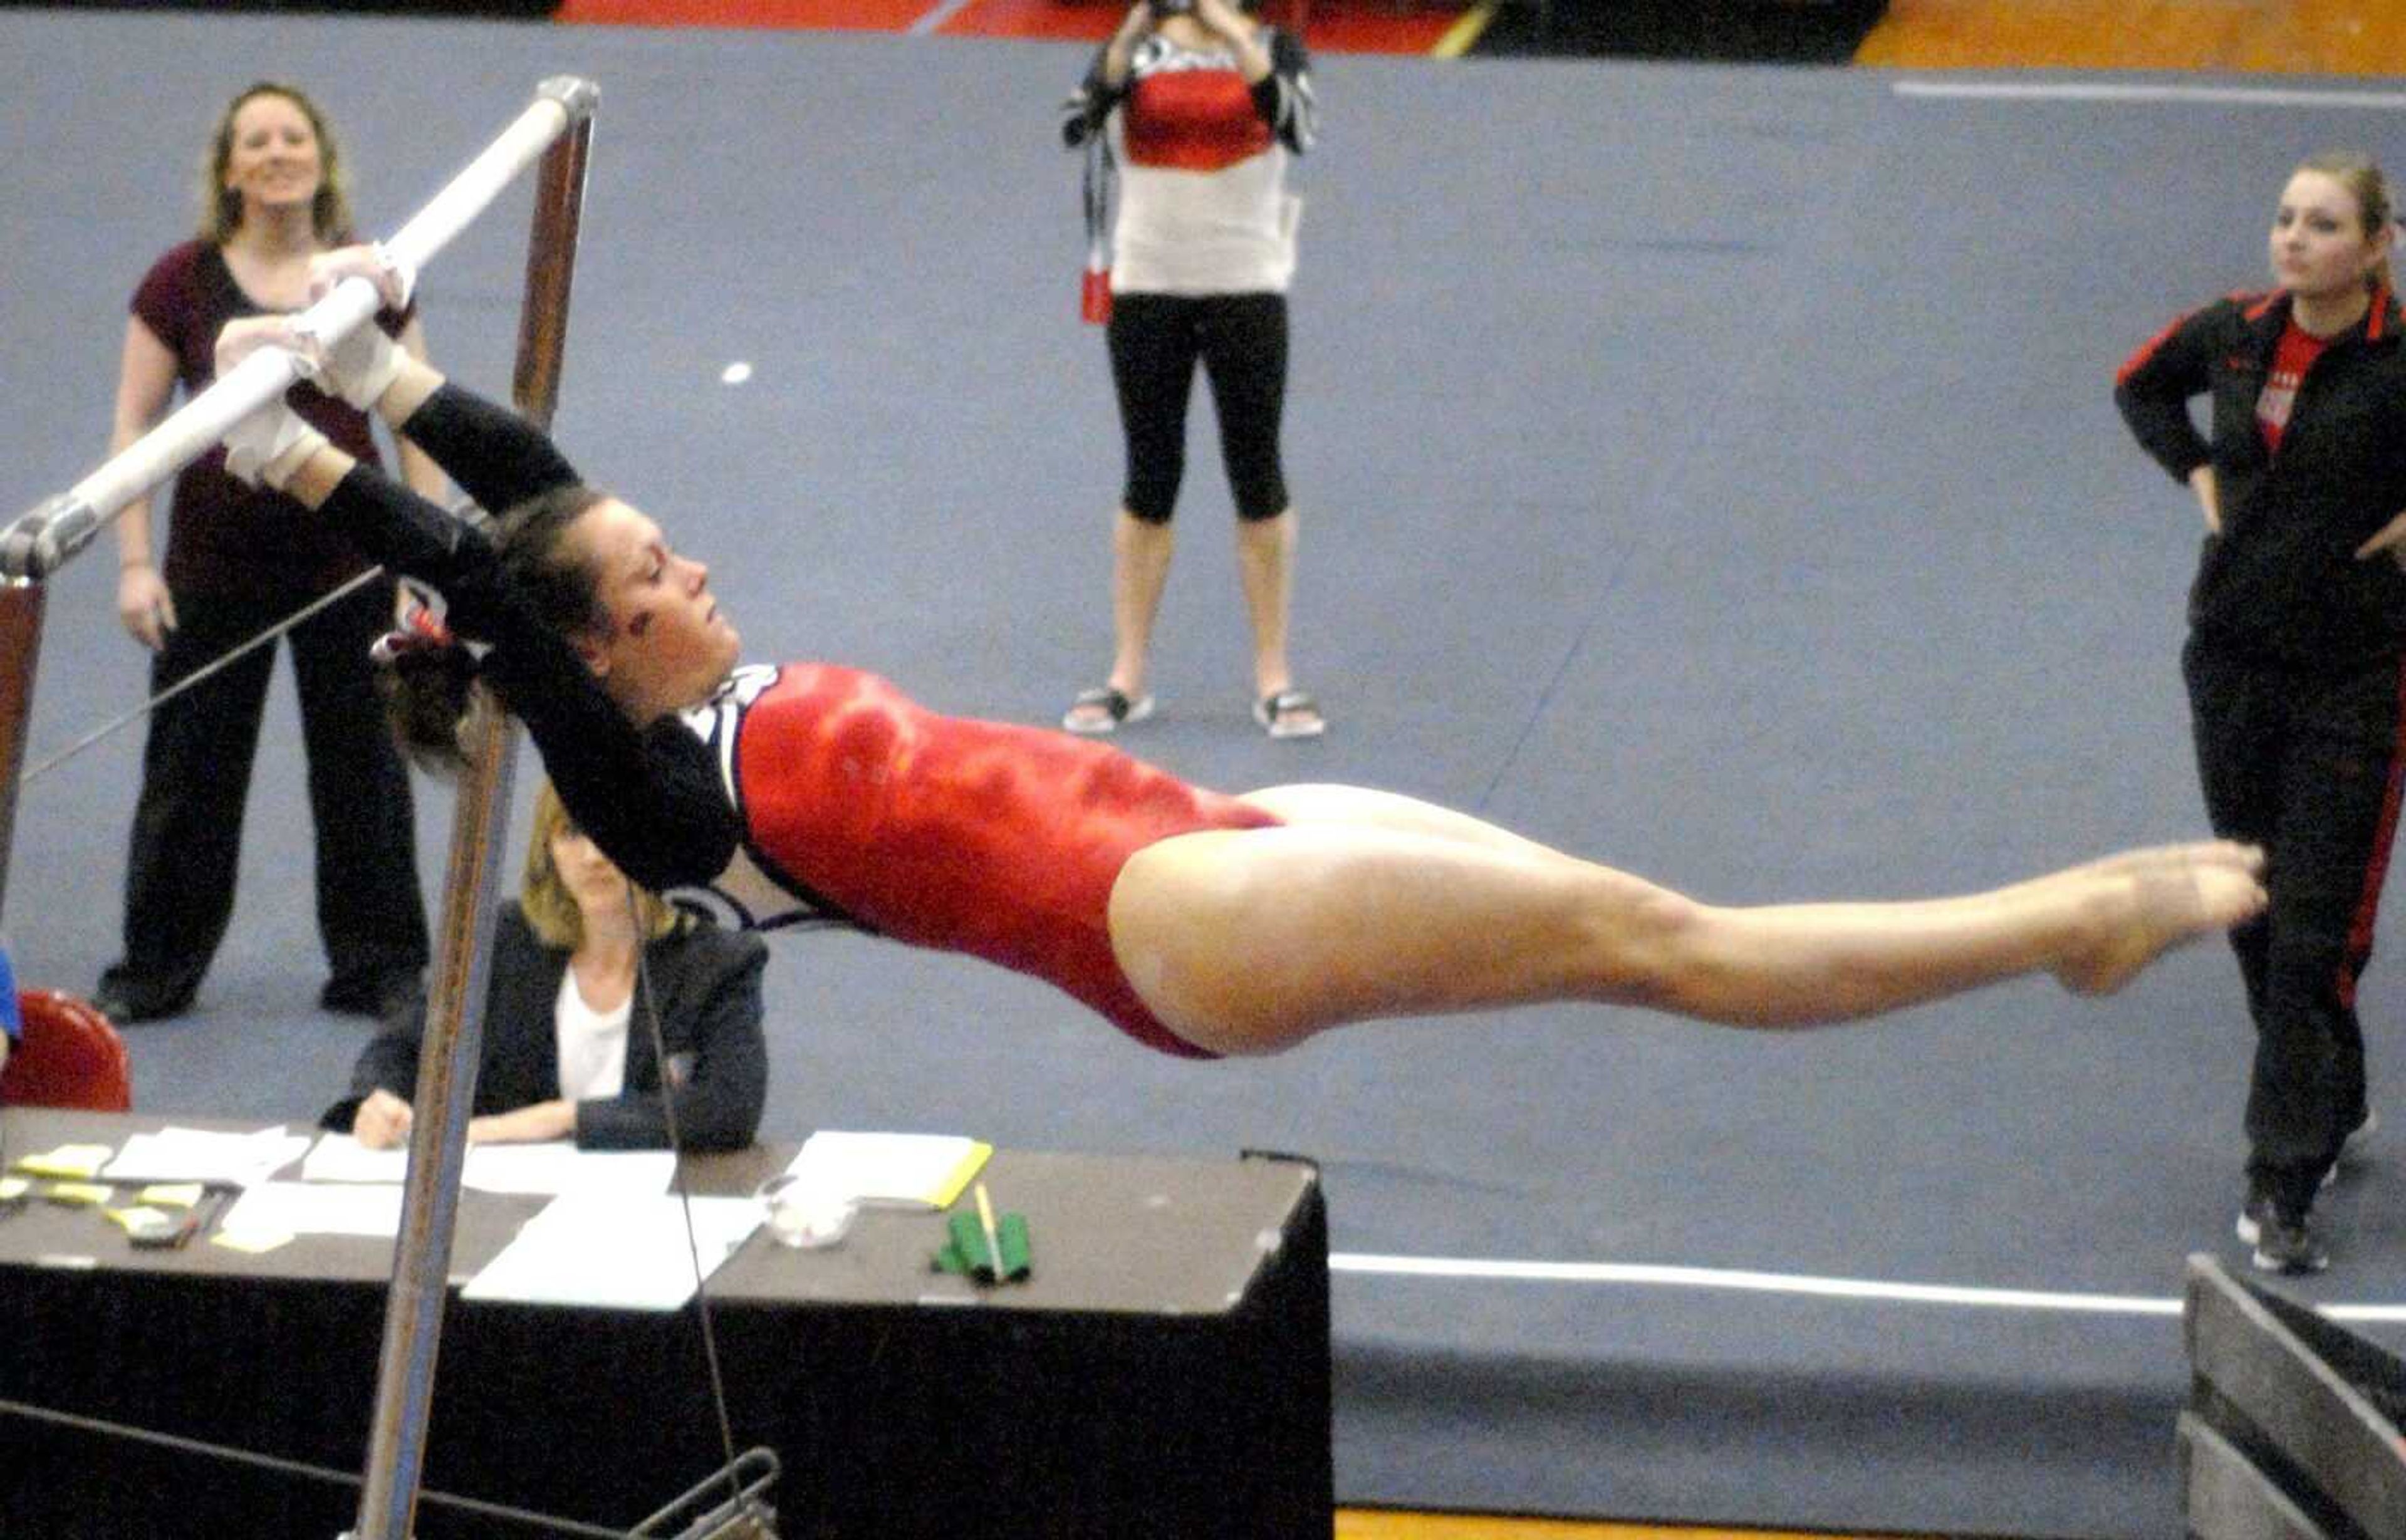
<box><xmin>1589</xmin><ymin>885</ymin><xmax>1726</xmax><ymax>1017</ymax></box>
<box><xmin>1120</xmin><ymin>417</ymin><xmax>1186</xmax><ymax>524</ymax></box>
<box><xmin>1225</xmin><ymin>436</ymin><xmax>1287</xmax><ymax>521</ymax></box>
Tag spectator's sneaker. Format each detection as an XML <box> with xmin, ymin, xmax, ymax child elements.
<box><xmin>2236</xmin><ymin>1189</ymin><xmax>2271</xmax><ymax>1246</ymax></box>
<box><xmin>2237</xmin><ymin>1193</ymin><xmax>2330</xmax><ymax>1274</ymax></box>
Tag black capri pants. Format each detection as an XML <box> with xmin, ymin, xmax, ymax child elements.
<box><xmin>1107</xmin><ymin>291</ymin><xmax>1290</xmax><ymax>524</ymax></box>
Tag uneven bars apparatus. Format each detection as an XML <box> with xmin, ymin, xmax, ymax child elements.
<box><xmin>0</xmin><ymin>75</ymin><xmax>599</xmax><ymax>1539</ymax></box>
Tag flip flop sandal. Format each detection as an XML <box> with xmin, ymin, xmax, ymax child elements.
<box><xmin>1253</xmin><ymin>689</ymin><xmax>1326</xmax><ymax>740</ymax></box>
<box><xmin>1062</xmin><ymin>687</ymin><xmax>1155</xmax><ymax>736</ymax></box>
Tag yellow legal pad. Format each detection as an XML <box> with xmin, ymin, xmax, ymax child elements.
<box><xmin>786</xmin><ymin>1132</ymin><xmax>994</xmax><ymax>1210</ymax></box>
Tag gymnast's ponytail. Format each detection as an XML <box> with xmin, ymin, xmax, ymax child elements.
<box><xmin>377</xmin><ymin>482</ymin><xmax>615</xmax><ymax>774</ymax></box>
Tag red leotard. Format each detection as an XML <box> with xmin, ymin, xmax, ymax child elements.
<box><xmin>684</xmin><ymin>665</ymin><xmax>1279</xmax><ymax>1058</ymax></box>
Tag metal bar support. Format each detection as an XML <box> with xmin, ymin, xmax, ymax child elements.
<box><xmin>348</xmin><ymin>76</ymin><xmax>598</xmax><ymax>1540</ymax></box>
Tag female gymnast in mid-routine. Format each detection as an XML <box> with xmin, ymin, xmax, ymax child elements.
<box><xmin>200</xmin><ymin>251</ymin><xmax>2266</xmax><ymax>1063</ymax></box>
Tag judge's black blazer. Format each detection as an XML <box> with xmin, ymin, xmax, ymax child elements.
<box><xmin>324</xmin><ymin>902</ymin><xmax>769</xmax><ymax>1150</ymax></box>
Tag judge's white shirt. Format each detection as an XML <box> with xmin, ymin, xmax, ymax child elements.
<box><xmin>555</xmin><ymin>969</ymin><xmax>632</xmax><ymax>1101</ymax></box>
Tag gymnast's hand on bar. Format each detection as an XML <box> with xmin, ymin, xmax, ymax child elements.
<box><xmin>214</xmin><ymin>320</ymin><xmax>333</xmax><ymax>491</ymax></box>
<box><xmin>212</xmin><ymin>315</ymin><xmax>312</xmax><ymax>378</ymax></box>
<box><xmin>308</xmin><ymin>242</ymin><xmax>414</xmax><ymax>313</ymax></box>
<box><xmin>298</xmin><ymin>308</ymin><xmax>407</xmax><ymax>413</ymax></box>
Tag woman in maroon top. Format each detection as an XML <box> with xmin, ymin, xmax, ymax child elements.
<box><xmin>2116</xmin><ymin>152</ymin><xmax>2406</xmax><ymax>1274</ymax></box>
<box><xmin>92</xmin><ymin>83</ymin><xmax>439</xmax><ymax>1026</ymax></box>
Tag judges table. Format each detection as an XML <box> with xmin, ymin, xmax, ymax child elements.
<box><xmin>0</xmin><ymin>1108</ymin><xmax>1331</xmax><ymax>1539</ymax></box>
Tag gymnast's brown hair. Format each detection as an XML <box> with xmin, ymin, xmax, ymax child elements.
<box><xmin>380</xmin><ymin>482</ymin><xmax>615</xmax><ymax>774</ymax></box>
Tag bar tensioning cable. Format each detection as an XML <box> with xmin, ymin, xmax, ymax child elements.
<box><xmin>0</xmin><ymin>76</ymin><xmax>598</xmax><ymax>585</ymax></box>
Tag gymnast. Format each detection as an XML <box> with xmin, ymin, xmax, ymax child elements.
<box><xmin>197</xmin><ymin>249</ymin><xmax>2268</xmax><ymax>1062</ymax></box>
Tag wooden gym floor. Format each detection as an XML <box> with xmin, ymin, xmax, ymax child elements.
<box><xmin>1857</xmin><ymin>0</ymin><xmax>2405</xmax><ymax>72</ymax></box>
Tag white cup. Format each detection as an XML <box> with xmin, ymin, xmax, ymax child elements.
<box><xmin>757</xmin><ymin>1175</ymin><xmax>857</xmax><ymax>1249</ymax></box>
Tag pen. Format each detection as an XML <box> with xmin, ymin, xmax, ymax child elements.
<box><xmin>974</xmin><ymin>1180</ymin><xmax>1004</xmax><ymax>1282</ymax></box>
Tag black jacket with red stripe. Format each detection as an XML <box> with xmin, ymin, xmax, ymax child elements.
<box><xmin>2116</xmin><ymin>286</ymin><xmax>2406</xmax><ymax>666</ymax></box>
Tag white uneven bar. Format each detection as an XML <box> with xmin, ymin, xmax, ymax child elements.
<box><xmin>63</xmin><ymin>345</ymin><xmax>316</xmax><ymax>554</ymax></box>
<box><xmin>382</xmin><ymin>93</ymin><xmax>573</xmax><ymax>279</ymax></box>
<box><xmin>0</xmin><ymin>81</ymin><xmax>593</xmax><ymax>583</ymax></box>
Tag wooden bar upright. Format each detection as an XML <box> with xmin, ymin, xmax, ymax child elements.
<box><xmin>0</xmin><ymin>581</ymin><xmax>45</xmax><ymax>932</ymax></box>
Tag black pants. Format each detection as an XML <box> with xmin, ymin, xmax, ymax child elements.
<box><xmin>103</xmin><ymin>577</ymin><xmax>429</xmax><ymax>1005</ymax></box>
<box><xmin>1107</xmin><ymin>291</ymin><xmax>1291</xmax><ymax>523</ymax></box>
<box><xmin>2184</xmin><ymin>637</ymin><xmax>2404</xmax><ymax>1217</ymax></box>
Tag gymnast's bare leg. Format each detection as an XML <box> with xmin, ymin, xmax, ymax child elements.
<box><xmin>1106</xmin><ymin>786</ymin><xmax>2266</xmax><ymax>1057</ymax></box>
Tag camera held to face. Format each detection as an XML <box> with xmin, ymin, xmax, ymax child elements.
<box><xmin>1150</xmin><ymin>0</ymin><xmax>1194</xmax><ymax>16</ymax></box>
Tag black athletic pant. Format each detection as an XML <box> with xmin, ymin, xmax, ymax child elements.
<box><xmin>103</xmin><ymin>576</ymin><xmax>429</xmax><ymax>1006</ymax></box>
<box><xmin>2184</xmin><ymin>637</ymin><xmax>2403</xmax><ymax>1219</ymax></box>
<box><xmin>1107</xmin><ymin>291</ymin><xmax>1290</xmax><ymax>523</ymax></box>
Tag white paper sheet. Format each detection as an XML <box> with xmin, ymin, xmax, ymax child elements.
<box><xmin>101</xmin><ymin>1126</ymin><xmax>311</xmax><ymax>1188</ymax></box>
<box><xmin>301</xmin><ymin>1134</ymin><xmax>675</xmax><ymax>1198</ymax></box>
<box><xmin>461</xmin><ymin>1194</ymin><xmax>761</xmax><ymax>1311</ymax></box>
<box><xmin>461</xmin><ymin>1143</ymin><xmax>675</xmax><ymax>1198</ymax></box>
<box><xmin>301</xmin><ymin>1133</ymin><xmax>407</xmax><ymax>1185</ymax></box>
<box><xmin>220</xmin><ymin>1180</ymin><xmax>406</xmax><ymax>1239</ymax></box>
<box><xmin>784</xmin><ymin>1130</ymin><xmax>988</xmax><ymax>1209</ymax></box>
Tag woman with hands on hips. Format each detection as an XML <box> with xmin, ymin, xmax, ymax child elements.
<box><xmin>327</xmin><ymin>781</ymin><xmax>769</xmax><ymax>1152</ymax></box>
<box><xmin>2115</xmin><ymin>151</ymin><xmax>2406</xmax><ymax>1276</ymax></box>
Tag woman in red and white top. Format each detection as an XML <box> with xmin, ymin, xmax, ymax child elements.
<box><xmin>2116</xmin><ymin>151</ymin><xmax>2406</xmax><ymax>1274</ymax></box>
<box><xmin>1060</xmin><ymin>0</ymin><xmax>1324</xmax><ymax>740</ymax></box>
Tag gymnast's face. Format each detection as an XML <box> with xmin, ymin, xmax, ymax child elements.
<box><xmin>222</xmin><ymin>93</ymin><xmax>323</xmax><ymax>224</ymax></box>
<box><xmin>567</xmin><ymin>498</ymin><xmax>742</xmax><ymax>721</ymax></box>
<box><xmin>2270</xmin><ymin>170</ymin><xmax>2384</xmax><ymax>302</ymax></box>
